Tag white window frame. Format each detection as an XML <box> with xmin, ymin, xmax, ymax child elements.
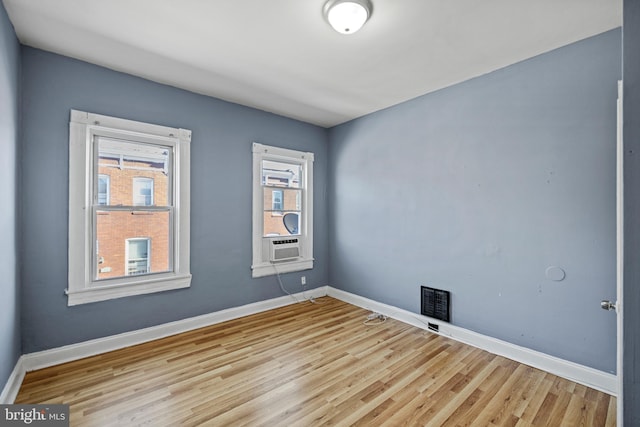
<box><xmin>252</xmin><ymin>142</ymin><xmax>314</xmax><ymax>278</ymax></box>
<box><xmin>67</xmin><ymin>110</ymin><xmax>191</xmax><ymax>306</ymax></box>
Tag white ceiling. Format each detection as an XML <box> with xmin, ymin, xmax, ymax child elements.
<box><xmin>3</xmin><ymin>0</ymin><xmax>621</xmax><ymax>128</ymax></box>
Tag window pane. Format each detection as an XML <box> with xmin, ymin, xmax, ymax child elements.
<box><xmin>95</xmin><ymin>210</ymin><xmax>171</xmax><ymax>280</ymax></box>
<box><xmin>262</xmin><ymin>160</ymin><xmax>301</xmax><ymax>188</ymax></box>
<box><xmin>272</xmin><ymin>190</ymin><xmax>283</xmax><ymax>211</ymax></box>
<box><xmin>263</xmin><ymin>187</ymin><xmax>301</xmax><ymax>236</ymax></box>
<box><xmin>261</xmin><ymin>160</ymin><xmax>302</xmax><ymax>236</ymax></box>
<box><xmin>98</xmin><ymin>175</ymin><xmax>110</xmax><ymax>205</ymax></box>
<box><xmin>133</xmin><ymin>177</ymin><xmax>154</xmax><ymax>206</ymax></box>
<box><xmin>97</xmin><ymin>138</ymin><xmax>170</xmax><ymax>206</ymax></box>
<box><xmin>127</xmin><ymin>239</ymin><xmax>149</xmax><ymax>275</ymax></box>
<box><xmin>263</xmin><ymin>188</ymin><xmax>301</xmax><ymax>212</ymax></box>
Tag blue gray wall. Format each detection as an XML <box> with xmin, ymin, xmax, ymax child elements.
<box><xmin>20</xmin><ymin>47</ymin><xmax>329</xmax><ymax>353</ymax></box>
<box><xmin>328</xmin><ymin>29</ymin><xmax>621</xmax><ymax>373</ymax></box>
<box><xmin>623</xmin><ymin>0</ymin><xmax>640</xmax><ymax>423</ymax></box>
<box><xmin>11</xmin><ymin>12</ymin><xmax>624</xmax><ymax>380</ymax></box>
<box><xmin>0</xmin><ymin>2</ymin><xmax>21</xmax><ymax>391</ymax></box>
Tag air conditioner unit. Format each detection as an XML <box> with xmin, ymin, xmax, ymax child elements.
<box><xmin>270</xmin><ymin>238</ymin><xmax>300</xmax><ymax>262</ymax></box>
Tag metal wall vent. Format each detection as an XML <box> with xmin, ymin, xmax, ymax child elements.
<box><xmin>421</xmin><ymin>286</ymin><xmax>451</xmax><ymax>323</ymax></box>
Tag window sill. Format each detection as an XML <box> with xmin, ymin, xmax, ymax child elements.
<box><xmin>66</xmin><ymin>274</ymin><xmax>192</xmax><ymax>306</ymax></box>
<box><xmin>251</xmin><ymin>258</ymin><xmax>313</xmax><ymax>278</ymax></box>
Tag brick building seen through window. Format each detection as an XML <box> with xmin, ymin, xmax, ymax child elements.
<box><xmin>262</xmin><ymin>161</ymin><xmax>301</xmax><ymax>237</ymax></box>
<box><xmin>96</xmin><ymin>143</ymin><xmax>170</xmax><ymax>280</ymax></box>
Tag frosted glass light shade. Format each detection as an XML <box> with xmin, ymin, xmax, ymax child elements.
<box><xmin>324</xmin><ymin>0</ymin><xmax>372</xmax><ymax>35</ymax></box>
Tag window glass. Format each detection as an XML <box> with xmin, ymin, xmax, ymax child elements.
<box><xmin>94</xmin><ymin>136</ymin><xmax>172</xmax><ymax>281</ymax></box>
<box><xmin>97</xmin><ymin>175</ymin><xmax>110</xmax><ymax>205</ymax></box>
<box><xmin>262</xmin><ymin>160</ymin><xmax>301</xmax><ymax>188</ymax></box>
<box><xmin>261</xmin><ymin>160</ymin><xmax>302</xmax><ymax>236</ymax></box>
<box><xmin>95</xmin><ymin>211</ymin><xmax>170</xmax><ymax>280</ymax></box>
<box><xmin>133</xmin><ymin>178</ymin><xmax>154</xmax><ymax>206</ymax></box>
<box><xmin>272</xmin><ymin>190</ymin><xmax>284</xmax><ymax>211</ymax></box>
<box><xmin>97</xmin><ymin>138</ymin><xmax>169</xmax><ymax>206</ymax></box>
<box><xmin>127</xmin><ymin>238</ymin><xmax>150</xmax><ymax>275</ymax></box>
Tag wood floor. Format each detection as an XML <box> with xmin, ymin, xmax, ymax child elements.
<box><xmin>16</xmin><ymin>297</ymin><xmax>616</xmax><ymax>426</ymax></box>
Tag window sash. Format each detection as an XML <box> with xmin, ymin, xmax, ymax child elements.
<box><xmin>92</xmin><ymin>136</ymin><xmax>175</xmax><ymax>283</ymax></box>
<box><xmin>92</xmin><ymin>206</ymin><xmax>174</xmax><ymax>281</ymax></box>
<box><xmin>261</xmin><ymin>161</ymin><xmax>305</xmax><ymax>236</ymax></box>
<box><xmin>94</xmin><ymin>136</ymin><xmax>174</xmax><ymax>207</ymax></box>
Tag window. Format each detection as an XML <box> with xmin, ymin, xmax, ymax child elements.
<box><xmin>97</xmin><ymin>174</ymin><xmax>110</xmax><ymax>205</ymax></box>
<box><xmin>127</xmin><ymin>238</ymin><xmax>150</xmax><ymax>275</ymax></box>
<box><xmin>272</xmin><ymin>189</ymin><xmax>284</xmax><ymax>212</ymax></box>
<box><xmin>252</xmin><ymin>143</ymin><xmax>313</xmax><ymax>277</ymax></box>
<box><xmin>133</xmin><ymin>177</ymin><xmax>154</xmax><ymax>206</ymax></box>
<box><xmin>67</xmin><ymin>110</ymin><xmax>191</xmax><ymax>305</ymax></box>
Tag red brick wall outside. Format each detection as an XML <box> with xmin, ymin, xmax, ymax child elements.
<box><xmin>96</xmin><ymin>159</ymin><xmax>170</xmax><ymax>280</ymax></box>
<box><xmin>263</xmin><ymin>187</ymin><xmax>300</xmax><ymax>236</ymax></box>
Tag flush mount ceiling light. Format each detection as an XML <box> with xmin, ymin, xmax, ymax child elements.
<box><xmin>323</xmin><ymin>0</ymin><xmax>373</xmax><ymax>35</ymax></box>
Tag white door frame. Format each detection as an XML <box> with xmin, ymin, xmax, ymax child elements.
<box><xmin>616</xmin><ymin>79</ymin><xmax>624</xmax><ymax>425</ymax></box>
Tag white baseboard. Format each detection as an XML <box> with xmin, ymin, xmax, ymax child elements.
<box><xmin>22</xmin><ymin>286</ymin><xmax>329</xmax><ymax>373</ymax></box>
<box><xmin>6</xmin><ymin>285</ymin><xmax>616</xmax><ymax>401</ymax></box>
<box><xmin>0</xmin><ymin>356</ymin><xmax>26</xmax><ymax>404</ymax></box>
<box><xmin>327</xmin><ymin>287</ymin><xmax>617</xmax><ymax>396</ymax></box>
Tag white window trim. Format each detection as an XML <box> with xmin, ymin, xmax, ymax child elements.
<box><xmin>67</xmin><ymin>110</ymin><xmax>191</xmax><ymax>306</ymax></box>
<box><xmin>252</xmin><ymin>142</ymin><xmax>314</xmax><ymax>278</ymax></box>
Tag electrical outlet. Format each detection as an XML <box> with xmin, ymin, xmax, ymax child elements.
<box><xmin>301</xmin><ymin>276</ymin><xmax>306</xmax><ymax>285</ymax></box>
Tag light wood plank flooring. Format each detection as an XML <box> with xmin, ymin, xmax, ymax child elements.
<box><xmin>16</xmin><ymin>297</ymin><xmax>616</xmax><ymax>426</ymax></box>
